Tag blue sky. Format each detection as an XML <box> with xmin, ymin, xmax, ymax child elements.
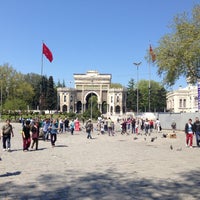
<box><xmin>0</xmin><ymin>0</ymin><xmax>198</xmax><ymax>89</ymax></box>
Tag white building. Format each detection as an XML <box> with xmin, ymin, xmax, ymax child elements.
<box><xmin>57</xmin><ymin>70</ymin><xmax>127</xmax><ymax>116</ymax></box>
<box><xmin>166</xmin><ymin>84</ymin><xmax>198</xmax><ymax>113</ymax></box>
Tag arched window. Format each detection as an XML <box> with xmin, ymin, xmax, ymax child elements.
<box><xmin>110</xmin><ymin>106</ymin><xmax>113</xmax><ymax>114</ymax></box>
<box><xmin>115</xmin><ymin>105</ymin><xmax>120</xmax><ymax>113</ymax></box>
<box><xmin>117</xmin><ymin>96</ymin><xmax>119</xmax><ymax>103</ymax></box>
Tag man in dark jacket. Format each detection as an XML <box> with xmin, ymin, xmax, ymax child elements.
<box><xmin>85</xmin><ymin>119</ymin><xmax>93</xmax><ymax>139</ymax></box>
<box><xmin>1</xmin><ymin>119</ymin><xmax>14</xmax><ymax>152</ymax></box>
<box><xmin>193</xmin><ymin>117</ymin><xmax>200</xmax><ymax>147</ymax></box>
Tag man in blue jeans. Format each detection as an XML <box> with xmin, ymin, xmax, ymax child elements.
<box><xmin>49</xmin><ymin>119</ymin><xmax>58</xmax><ymax>147</ymax></box>
<box><xmin>42</xmin><ymin>118</ymin><xmax>50</xmax><ymax>141</ymax></box>
<box><xmin>1</xmin><ymin>119</ymin><xmax>14</xmax><ymax>152</ymax></box>
<box><xmin>193</xmin><ymin>117</ymin><xmax>200</xmax><ymax>147</ymax></box>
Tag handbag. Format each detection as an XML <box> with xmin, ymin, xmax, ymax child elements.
<box><xmin>32</xmin><ymin>132</ymin><xmax>38</xmax><ymax>139</ymax></box>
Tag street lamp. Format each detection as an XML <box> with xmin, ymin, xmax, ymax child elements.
<box><xmin>133</xmin><ymin>62</ymin><xmax>142</xmax><ymax>116</ymax></box>
<box><xmin>0</xmin><ymin>74</ymin><xmax>5</xmax><ymax>121</ymax></box>
<box><xmin>90</xmin><ymin>79</ymin><xmax>93</xmax><ymax>120</ymax></box>
<box><xmin>0</xmin><ymin>82</ymin><xmax>2</xmax><ymax>120</ymax></box>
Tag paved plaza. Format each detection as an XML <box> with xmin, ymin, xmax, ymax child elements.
<box><xmin>0</xmin><ymin>122</ymin><xmax>200</xmax><ymax>200</ymax></box>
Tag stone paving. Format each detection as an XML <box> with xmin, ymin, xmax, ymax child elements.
<box><xmin>0</xmin><ymin>122</ymin><xmax>200</xmax><ymax>200</ymax></box>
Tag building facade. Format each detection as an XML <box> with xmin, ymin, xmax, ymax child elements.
<box><xmin>57</xmin><ymin>70</ymin><xmax>127</xmax><ymax>116</ymax></box>
<box><xmin>166</xmin><ymin>84</ymin><xmax>198</xmax><ymax>113</ymax></box>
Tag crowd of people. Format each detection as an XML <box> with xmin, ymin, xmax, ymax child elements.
<box><xmin>96</xmin><ymin>117</ymin><xmax>162</xmax><ymax>136</ymax></box>
<box><xmin>0</xmin><ymin>115</ymin><xmax>200</xmax><ymax>161</ymax></box>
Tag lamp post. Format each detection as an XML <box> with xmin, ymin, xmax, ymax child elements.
<box><xmin>133</xmin><ymin>62</ymin><xmax>142</xmax><ymax>116</ymax></box>
<box><xmin>0</xmin><ymin>74</ymin><xmax>4</xmax><ymax>121</ymax></box>
<box><xmin>0</xmin><ymin>82</ymin><xmax>2</xmax><ymax>120</ymax></box>
<box><xmin>90</xmin><ymin>79</ymin><xmax>93</xmax><ymax>120</ymax></box>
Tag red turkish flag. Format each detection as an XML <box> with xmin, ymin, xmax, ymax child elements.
<box><xmin>149</xmin><ymin>45</ymin><xmax>156</xmax><ymax>62</ymax></box>
<box><xmin>42</xmin><ymin>43</ymin><xmax>53</xmax><ymax>62</ymax></box>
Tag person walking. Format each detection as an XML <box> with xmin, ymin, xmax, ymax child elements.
<box><xmin>22</xmin><ymin>120</ymin><xmax>31</xmax><ymax>151</ymax></box>
<box><xmin>131</xmin><ymin>118</ymin><xmax>136</xmax><ymax>134</ymax></box>
<box><xmin>49</xmin><ymin>119</ymin><xmax>58</xmax><ymax>147</ymax></box>
<box><xmin>171</xmin><ymin>120</ymin><xmax>176</xmax><ymax>133</ymax></box>
<box><xmin>0</xmin><ymin>134</ymin><xmax>1</xmax><ymax>160</ymax></box>
<box><xmin>59</xmin><ymin>118</ymin><xmax>64</xmax><ymax>133</ymax></box>
<box><xmin>85</xmin><ymin>119</ymin><xmax>93</xmax><ymax>139</ymax></box>
<box><xmin>193</xmin><ymin>117</ymin><xmax>200</xmax><ymax>147</ymax></box>
<box><xmin>185</xmin><ymin>118</ymin><xmax>194</xmax><ymax>148</ymax></box>
<box><xmin>64</xmin><ymin>118</ymin><xmax>69</xmax><ymax>132</ymax></box>
<box><xmin>1</xmin><ymin>119</ymin><xmax>14</xmax><ymax>152</ymax></box>
<box><xmin>107</xmin><ymin>117</ymin><xmax>114</xmax><ymax>136</ymax></box>
<box><xmin>155</xmin><ymin>118</ymin><xmax>161</xmax><ymax>133</ymax></box>
<box><xmin>42</xmin><ymin>118</ymin><xmax>50</xmax><ymax>141</ymax></box>
<box><xmin>31</xmin><ymin>121</ymin><xmax>39</xmax><ymax>150</ymax></box>
<box><xmin>144</xmin><ymin>118</ymin><xmax>149</xmax><ymax>135</ymax></box>
<box><xmin>121</xmin><ymin>119</ymin><xmax>127</xmax><ymax>135</ymax></box>
<box><xmin>69</xmin><ymin>119</ymin><xmax>75</xmax><ymax>135</ymax></box>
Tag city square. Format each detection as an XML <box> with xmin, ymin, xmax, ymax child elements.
<box><xmin>0</xmin><ymin>122</ymin><xmax>200</xmax><ymax>200</ymax></box>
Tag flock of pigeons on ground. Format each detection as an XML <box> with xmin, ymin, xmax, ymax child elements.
<box><xmin>132</xmin><ymin>132</ymin><xmax>182</xmax><ymax>151</ymax></box>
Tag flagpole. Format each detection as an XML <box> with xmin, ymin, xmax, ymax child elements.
<box><xmin>40</xmin><ymin>42</ymin><xmax>44</xmax><ymax>111</ymax></box>
<box><xmin>148</xmin><ymin>54</ymin><xmax>151</xmax><ymax>112</ymax></box>
<box><xmin>41</xmin><ymin>42</ymin><xmax>44</xmax><ymax>76</ymax></box>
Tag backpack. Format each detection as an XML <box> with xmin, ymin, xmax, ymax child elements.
<box><xmin>85</xmin><ymin>122</ymin><xmax>92</xmax><ymax>132</ymax></box>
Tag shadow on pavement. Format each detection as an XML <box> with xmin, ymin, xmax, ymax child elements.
<box><xmin>0</xmin><ymin>169</ymin><xmax>200</xmax><ymax>199</ymax></box>
<box><xmin>54</xmin><ymin>145</ymin><xmax>68</xmax><ymax>148</ymax></box>
<box><xmin>0</xmin><ymin>171</ymin><xmax>21</xmax><ymax>178</ymax></box>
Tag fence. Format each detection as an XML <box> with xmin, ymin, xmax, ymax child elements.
<box><xmin>158</xmin><ymin>112</ymin><xmax>200</xmax><ymax>131</ymax></box>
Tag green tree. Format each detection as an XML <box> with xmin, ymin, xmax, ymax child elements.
<box><xmin>0</xmin><ymin>64</ymin><xmax>34</xmax><ymax>111</ymax></box>
<box><xmin>4</xmin><ymin>98</ymin><xmax>27</xmax><ymax>110</ymax></box>
<box><xmin>126</xmin><ymin>78</ymin><xmax>136</xmax><ymax>112</ymax></box>
<box><xmin>40</xmin><ymin>76</ymin><xmax>48</xmax><ymax>110</ymax></box>
<box><xmin>57</xmin><ymin>80</ymin><xmax>62</xmax><ymax>87</ymax></box>
<box><xmin>137</xmin><ymin>80</ymin><xmax>166</xmax><ymax>112</ymax></box>
<box><xmin>46</xmin><ymin>76</ymin><xmax>57</xmax><ymax>111</ymax></box>
<box><xmin>24</xmin><ymin>73</ymin><xmax>41</xmax><ymax>109</ymax></box>
<box><xmin>154</xmin><ymin>5</ymin><xmax>200</xmax><ymax>86</ymax></box>
<box><xmin>83</xmin><ymin>95</ymin><xmax>101</xmax><ymax>119</ymax></box>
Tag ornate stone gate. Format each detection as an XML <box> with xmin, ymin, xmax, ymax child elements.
<box><xmin>57</xmin><ymin>70</ymin><xmax>127</xmax><ymax>116</ymax></box>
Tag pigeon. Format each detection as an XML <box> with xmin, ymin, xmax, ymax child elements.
<box><xmin>144</xmin><ymin>137</ymin><xmax>146</xmax><ymax>141</ymax></box>
<box><xmin>162</xmin><ymin>134</ymin><xmax>167</xmax><ymax>138</ymax></box>
<box><xmin>133</xmin><ymin>137</ymin><xmax>138</xmax><ymax>140</ymax></box>
<box><xmin>151</xmin><ymin>137</ymin><xmax>157</xmax><ymax>142</ymax></box>
<box><xmin>170</xmin><ymin>145</ymin><xmax>173</xmax><ymax>150</ymax></box>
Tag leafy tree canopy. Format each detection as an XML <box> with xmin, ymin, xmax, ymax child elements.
<box><xmin>154</xmin><ymin>4</ymin><xmax>200</xmax><ymax>86</ymax></box>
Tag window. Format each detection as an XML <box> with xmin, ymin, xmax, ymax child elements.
<box><xmin>195</xmin><ymin>96</ymin><xmax>198</xmax><ymax>107</ymax></box>
<box><xmin>183</xmin><ymin>99</ymin><xmax>186</xmax><ymax>108</ymax></box>
<box><xmin>64</xmin><ymin>96</ymin><xmax>66</xmax><ymax>102</ymax></box>
<box><xmin>111</xmin><ymin>96</ymin><xmax>113</xmax><ymax>103</ymax></box>
<box><xmin>117</xmin><ymin>96</ymin><xmax>119</xmax><ymax>103</ymax></box>
<box><xmin>179</xmin><ymin>99</ymin><xmax>182</xmax><ymax>108</ymax></box>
